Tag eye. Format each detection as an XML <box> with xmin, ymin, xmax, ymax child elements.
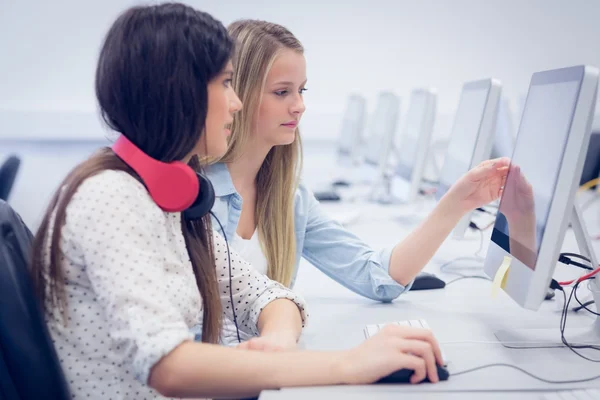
<box><xmin>223</xmin><ymin>79</ymin><xmax>233</xmax><ymax>87</ymax></box>
<box><xmin>299</xmin><ymin>88</ymin><xmax>308</xmax><ymax>95</ymax></box>
<box><xmin>274</xmin><ymin>90</ymin><xmax>288</xmax><ymax>96</ymax></box>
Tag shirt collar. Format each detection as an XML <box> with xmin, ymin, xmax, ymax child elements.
<box><xmin>204</xmin><ymin>162</ymin><xmax>237</xmax><ymax>197</ymax></box>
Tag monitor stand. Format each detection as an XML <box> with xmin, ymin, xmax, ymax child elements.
<box><xmin>495</xmin><ymin>203</ymin><xmax>600</xmax><ymax>349</ymax></box>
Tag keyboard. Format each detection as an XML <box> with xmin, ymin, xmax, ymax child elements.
<box><xmin>364</xmin><ymin>319</ymin><xmax>431</xmax><ymax>339</ymax></box>
<box><xmin>541</xmin><ymin>389</ymin><xmax>600</xmax><ymax>399</ymax></box>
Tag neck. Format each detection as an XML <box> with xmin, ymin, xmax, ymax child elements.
<box><xmin>227</xmin><ymin>138</ymin><xmax>273</xmax><ymax>194</ymax></box>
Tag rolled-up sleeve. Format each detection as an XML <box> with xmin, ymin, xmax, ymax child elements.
<box><xmin>212</xmin><ymin>232</ymin><xmax>308</xmax><ymax>336</ymax></box>
<box><xmin>66</xmin><ymin>172</ymin><xmax>194</xmax><ymax>384</ymax></box>
<box><xmin>300</xmin><ymin>185</ymin><xmax>412</xmax><ymax>302</ymax></box>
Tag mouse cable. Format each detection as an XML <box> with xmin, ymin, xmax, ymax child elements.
<box><xmin>445</xmin><ymin>275</ymin><xmax>490</xmax><ymax>286</ymax></box>
<box><xmin>452</xmin><ymin>363</ymin><xmax>600</xmax><ymax>384</ymax></box>
<box><xmin>574</xmin><ymin>299</ymin><xmax>596</xmax><ymax>313</ymax></box>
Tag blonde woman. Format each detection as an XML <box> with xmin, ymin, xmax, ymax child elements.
<box><xmin>206</xmin><ymin>19</ymin><xmax>509</xmax><ymax>348</ymax></box>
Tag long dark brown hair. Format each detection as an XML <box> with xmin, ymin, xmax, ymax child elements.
<box><xmin>29</xmin><ymin>3</ymin><xmax>233</xmax><ymax>344</ymax></box>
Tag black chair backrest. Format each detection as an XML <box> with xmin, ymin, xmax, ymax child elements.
<box><xmin>0</xmin><ymin>200</ymin><xmax>70</xmax><ymax>399</ymax></box>
<box><xmin>0</xmin><ymin>155</ymin><xmax>21</xmax><ymax>201</ymax></box>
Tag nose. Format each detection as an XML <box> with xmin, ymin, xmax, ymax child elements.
<box><xmin>290</xmin><ymin>93</ymin><xmax>306</xmax><ymax>115</ymax></box>
<box><xmin>230</xmin><ymin>91</ymin><xmax>243</xmax><ymax>114</ymax></box>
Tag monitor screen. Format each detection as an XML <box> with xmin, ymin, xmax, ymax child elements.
<box><xmin>395</xmin><ymin>93</ymin><xmax>427</xmax><ymax>181</ymax></box>
<box><xmin>363</xmin><ymin>93</ymin><xmax>399</xmax><ymax>166</ymax></box>
<box><xmin>492</xmin><ymin>97</ymin><xmax>515</xmax><ymax>159</ymax></box>
<box><xmin>491</xmin><ymin>80</ymin><xmax>581</xmax><ymax>270</ymax></box>
<box><xmin>436</xmin><ymin>87</ymin><xmax>488</xmax><ymax>198</ymax></box>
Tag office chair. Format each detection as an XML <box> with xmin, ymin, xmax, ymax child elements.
<box><xmin>0</xmin><ymin>155</ymin><xmax>21</xmax><ymax>201</ymax></box>
<box><xmin>0</xmin><ymin>200</ymin><xmax>70</xmax><ymax>399</ymax></box>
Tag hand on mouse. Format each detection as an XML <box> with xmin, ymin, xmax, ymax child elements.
<box><xmin>336</xmin><ymin>325</ymin><xmax>444</xmax><ymax>385</ymax></box>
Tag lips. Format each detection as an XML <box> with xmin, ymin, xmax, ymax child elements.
<box><xmin>224</xmin><ymin>122</ymin><xmax>232</xmax><ymax>136</ymax></box>
<box><xmin>281</xmin><ymin>121</ymin><xmax>298</xmax><ymax>128</ymax></box>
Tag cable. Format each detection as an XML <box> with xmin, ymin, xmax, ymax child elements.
<box><xmin>474</xmin><ymin>228</ymin><xmax>485</xmax><ymax>258</ymax></box>
<box><xmin>439</xmin><ymin>256</ymin><xmax>483</xmax><ymax>275</ymax></box>
<box><xmin>475</xmin><ymin>207</ymin><xmax>497</xmax><ymax>216</ymax></box>
<box><xmin>445</xmin><ymin>275</ymin><xmax>490</xmax><ymax>286</ymax></box>
<box><xmin>574</xmin><ymin>300</ymin><xmax>596</xmax><ymax>313</ymax></box>
<box><xmin>559</xmin><ymin>254</ymin><xmax>593</xmax><ymax>271</ymax></box>
<box><xmin>558</xmin><ymin>266</ymin><xmax>600</xmax><ymax>286</ymax></box>
<box><xmin>451</xmin><ymin>363</ymin><xmax>600</xmax><ymax>384</ymax></box>
<box><xmin>558</xmin><ymin>279</ymin><xmax>600</xmax><ymax>362</ymax></box>
<box><xmin>560</xmin><ymin>252</ymin><xmax>591</xmax><ymax>263</ymax></box>
<box><xmin>573</xmin><ymin>280</ymin><xmax>599</xmax><ymax>316</ymax></box>
<box><xmin>210</xmin><ymin>211</ymin><xmax>241</xmax><ymax>344</ymax></box>
<box><xmin>440</xmin><ymin>227</ymin><xmax>486</xmax><ymax>276</ymax></box>
<box><xmin>579</xmin><ymin>177</ymin><xmax>600</xmax><ymax>192</ymax></box>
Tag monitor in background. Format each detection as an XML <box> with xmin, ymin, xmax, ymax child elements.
<box><xmin>388</xmin><ymin>88</ymin><xmax>437</xmax><ymax>203</ymax></box>
<box><xmin>579</xmin><ymin>131</ymin><xmax>600</xmax><ymax>187</ymax></box>
<box><xmin>337</xmin><ymin>94</ymin><xmax>368</xmax><ymax>168</ymax></box>
<box><xmin>435</xmin><ymin>79</ymin><xmax>502</xmax><ymax>238</ymax></box>
<box><xmin>355</xmin><ymin>92</ymin><xmax>401</xmax><ymax>184</ymax></box>
<box><xmin>491</xmin><ymin>96</ymin><xmax>516</xmax><ymax>159</ymax></box>
<box><xmin>483</xmin><ymin>65</ymin><xmax>599</xmax><ymax>347</ymax></box>
<box><xmin>362</xmin><ymin>92</ymin><xmax>401</xmax><ymax>169</ymax></box>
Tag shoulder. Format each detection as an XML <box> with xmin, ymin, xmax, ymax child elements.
<box><xmin>68</xmin><ymin>169</ymin><xmax>165</xmax><ymax>221</ymax></box>
<box><xmin>292</xmin><ymin>181</ymin><xmax>320</xmax><ymax>224</ymax></box>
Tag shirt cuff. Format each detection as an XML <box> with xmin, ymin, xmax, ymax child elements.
<box><xmin>134</xmin><ymin>327</ymin><xmax>194</xmax><ymax>385</ymax></box>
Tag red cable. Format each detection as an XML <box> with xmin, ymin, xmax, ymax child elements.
<box><xmin>558</xmin><ymin>266</ymin><xmax>600</xmax><ymax>286</ymax></box>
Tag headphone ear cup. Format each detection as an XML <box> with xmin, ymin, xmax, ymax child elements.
<box><xmin>183</xmin><ymin>173</ymin><xmax>216</xmax><ymax>220</ymax></box>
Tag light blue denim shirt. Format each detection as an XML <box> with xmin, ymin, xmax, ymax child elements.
<box><xmin>205</xmin><ymin>162</ymin><xmax>412</xmax><ymax>302</ymax></box>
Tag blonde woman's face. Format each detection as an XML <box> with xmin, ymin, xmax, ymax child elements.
<box><xmin>256</xmin><ymin>50</ymin><xmax>307</xmax><ymax>146</ymax></box>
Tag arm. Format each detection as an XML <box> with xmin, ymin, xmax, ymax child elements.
<box><xmin>150</xmin><ymin>341</ymin><xmax>342</xmax><ymax>398</ymax></box>
<box><xmin>212</xmin><ymin>231</ymin><xmax>307</xmax><ymax>342</ymax></box>
<box><xmin>151</xmin><ymin>322</ymin><xmax>446</xmax><ymax>398</ymax></box>
<box><xmin>301</xmin><ymin>185</ymin><xmax>408</xmax><ymax>302</ymax></box>
<box><xmin>390</xmin><ymin>157</ymin><xmax>511</xmax><ymax>284</ymax></box>
<box><xmin>388</xmin><ymin>194</ymin><xmax>463</xmax><ymax>285</ymax></box>
<box><xmin>256</xmin><ymin>299</ymin><xmax>303</xmax><ymax>347</ymax></box>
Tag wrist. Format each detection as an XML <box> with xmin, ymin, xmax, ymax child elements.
<box><xmin>437</xmin><ymin>189</ymin><xmax>467</xmax><ymax>220</ymax></box>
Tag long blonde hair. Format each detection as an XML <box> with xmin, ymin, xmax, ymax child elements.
<box><xmin>220</xmin><ymin>20</ymin><xmax>303</xmax><ymax>287</ymax></box>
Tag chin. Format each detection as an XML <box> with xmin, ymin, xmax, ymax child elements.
<box><xmin>273</xmin><ymin>131</ymin><xmax>297</xmax><ymax>146</ymax></box>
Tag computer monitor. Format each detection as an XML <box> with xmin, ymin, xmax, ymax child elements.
<box><xmin>483</xmin><ymin>65</ymin><xmax>599</xmax><ymax>346</ymax></box>
<box><xmin>388</xmin><ymin>89</ymin><xmax>437</xmax><ymax>203</ymax></box>
<box><xmin>579</xmin><ymin>130</ymin><xmax>600</xmax><ymax>187</ymax></box>
<box><xmin>435</xmin><ymin>79</ymin><xmax>502</xmax><ymax>238</ymax></box>
<box><xmin>337</xmin><ymin>94</ymin><xmax>367</xmax><ymax>168</ymax></box>
<box><xmin>357</xmin><ymin>92</ymin><xmax>401</xmax><ymax>183</ymax></box>
<box><xmin>491</xmin><ymin>96</ymin><xmax>515</xmax><ymax>159</ymax></box>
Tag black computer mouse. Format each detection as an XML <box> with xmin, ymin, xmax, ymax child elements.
<box><xmin>410</xmin><ymin>272</ymin><xmax>446</xmax><ymax>291</ymax></box>
<box><xmin>332</xmin><ymin>180</ymin><xmax>351</xmax><ymax>187</ymax></box>
<box><xmin>313</xmin><ymin>190</ymin><xmax>341</xmax><ymax>202</ymax></box>
<box><xmin>376</xmin><ymin>364</ymin><xmax>450</xmax><ymax>384</ymax></box>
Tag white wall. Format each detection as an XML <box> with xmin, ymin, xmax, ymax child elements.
<box><xmin>2</xmin><ymin>0</ymin><xmax>600</xmax><ymax>140</ymax></box>
<box><xmin>2</xmin><ymin>0</ymin><xmax>600</xmax><ymax>227</ymax></box>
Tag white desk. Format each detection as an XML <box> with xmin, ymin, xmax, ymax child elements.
<box><xmin>259</xmin><ymin>198</ymin><xmax>600</xmax><ymax>399</ymax></box>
